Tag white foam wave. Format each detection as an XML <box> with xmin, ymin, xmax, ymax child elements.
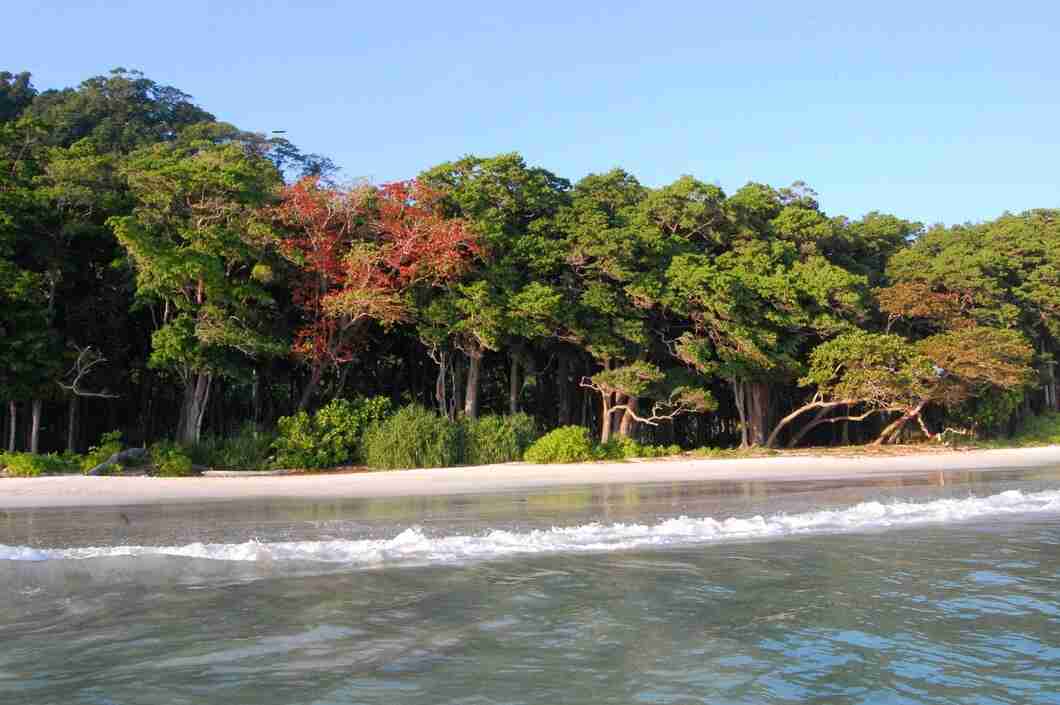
<box><xmin>3</xmin><ymin>489</ymin><xmax>1059</xmax><ymax>566</ymax></box>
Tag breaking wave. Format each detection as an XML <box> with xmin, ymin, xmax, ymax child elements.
<box><xmin>3</xmin><ymin>489</ymin><xmax>1059</xmax><ymax>566</ymax></box>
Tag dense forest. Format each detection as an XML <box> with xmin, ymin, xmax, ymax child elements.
<box><xmin>2</xmin><ymin>69</ymin><xmax>1058</xmax><ymax>466</ymax></box>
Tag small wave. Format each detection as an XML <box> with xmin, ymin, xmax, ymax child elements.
<box><xmin>3</xmin><ymin>489</ymin><xmax>1059</xmax><ymax>566</ymax></box>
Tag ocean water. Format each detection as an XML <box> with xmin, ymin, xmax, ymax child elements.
<box><xmin>2</xmin><ymin>469</ymin><xmax>1060</xmax><ymax>704</ymax></box>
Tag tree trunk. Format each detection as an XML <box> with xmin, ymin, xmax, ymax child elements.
<box><xmin>29</xmin><ymin>400</ymin><xmax>42</xmax><ymax>454</ymax></box>
<box><xmin>178</xmin><ymin>373</ymin><xmax>212</xmax><ymax>445</ymax></box>
<box><xmin>557</xmin><ymin>354</ymin><xmax>572</xmax><ymax>426</ymax></box>
<box><xmin>618</xmin><ymin>395</ymin><xmax>637</xmax><ymax>438</ymax></box>
<box><xmin>600</xmin><ymin>393</ymin><xmax>614</xmax><ymax>443</ymax></box>
<box><xmin>297</xmin><ymin>363</ymin><xmax>324</xmax><ymax>412</ymax></box>
<box><xmin>464</xmin><ymin>346</ymin><xmax>483</xmax><ymax>419</ymax></box>
<box><xmin>7</xmin><ymin>401</ymin><xmax>16</xmax><ymax>452</ymax></box>
<box><xmin>732</xmin><ymin>380</ymin><xmax>749</xmax><ymax>448</ymax></box>
<box><xmin>509</xmin><ymin>354</ymin><xmax>521</xmax><ymax>415</ymax></box>
<box><xmin>67</xmin><ymin>396</ymin><xmax>79</xmax><ymax>453</ymax></box>
<box><xmin>435</xmin><ymin>349</ymin><xmax>450</xmax><ymax>418</ymax></box>
<box><xmin>453</xmin><ymin>356</ymin><xmax>465</xmax><ymax>416</ymax></box>
<box><xmin>745</xmin><ymin>382</ymin><xmax>772</xmax><ymax>447</ymax></box>
<box><xmin>873</xmin><ymin>402</ymin><xmax>926</xmax><ymax>445</ymax></box>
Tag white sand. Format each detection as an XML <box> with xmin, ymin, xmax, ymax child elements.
<box><xmin>2</xmin><ymin>446</ymin><xmax>1059</xmax><ymax>509</ymax></box>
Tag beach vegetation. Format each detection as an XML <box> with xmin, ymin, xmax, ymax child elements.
<box><xmin>2</xmin><ymin>68</ymin><xmax>1058</xmax><ymax>468</ymax></box>
<box><xmin>362</xmin><ymin>405</ymin><xmax>462</xmax><ymax>469</ymax></box>
<box><xmin>0</xmin><ymin>451</ymin><xmax>79</xmax><ymax>476</ymax></box>
<box><xmin>461</xmin><ymin>413</ymin><xmax>539</xmax><ymax>465</ymax></box>
<box><xmin>272</xmin><ymin>396</ymin><xmax>392</xmax><ymax>469</ymax></box>
<box><xmin>149</xmin><ymin>441</ymin><xmax>195</xmax><ymax>477</ymax></box>
<box><xmin>524</xmin><ymin>426</ymin><xmax>597</xmax><ymax>463</ymax></box>
<box><xmin>186</xmin><ymin>423</ymin><xmax>276</xmax><ymax>470</ymax></box>
<box><xmin>80</xmin><ymin>430</ymin><xmax>124</xmax><ymax>473</ymax></box>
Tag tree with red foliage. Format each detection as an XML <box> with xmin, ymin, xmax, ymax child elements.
<box><xmin>275</xmin><ymin>177</ymin><xmax>479</xmax><ymax>409</ymax></box>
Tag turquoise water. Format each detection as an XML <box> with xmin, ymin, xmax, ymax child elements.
<box><xmin>2</xmin><ymin>469</ymin><xmax>1060</xmax><ymax>704</ymax></box>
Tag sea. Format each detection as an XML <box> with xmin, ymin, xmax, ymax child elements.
<box><xmin>2</xmin><ymin>467</ymin><xmax>1059</xmax><ymax>704</ymax></box>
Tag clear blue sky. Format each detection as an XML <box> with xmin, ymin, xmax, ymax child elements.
<box><xmin>9</xmin><ymin>1</ymin><xmax>1059</xmax><ymax>225</ymax></box>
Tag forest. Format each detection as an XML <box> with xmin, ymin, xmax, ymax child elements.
<box><xmin>1</xmin><ymin>69</ymin><xmax>1058</xmax><ymax>472</ymax></box>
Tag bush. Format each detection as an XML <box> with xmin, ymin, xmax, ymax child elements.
<box><xmin>1009</xmin><ymin>412</ymin><xmax>1060</xmax><ymax>446</ymax></box>
<box><xmin>363</xmin><ymin>405</ymin><xmax>462</xmax><ymax>470</ymax></box>
<box><xmin>80</xmin><ymin>430</ymin><xmax>123</xmax><ymax>473</ymax></box>
<box><xmin>523</xmin><ymin>426</ymin><xmax>597</xmax><ymax>464</ymax></box>
<box><xmin>596</xmin><ymin>437</ymin><xmax>682</xmax><ymax>460</ymax></box>
<box><xmin>150</xmin><ymin>441</ymin><xmax>195</xmax><ymax>477</ymax></box>
<box><xmin>188</xmin><ymin>423</ymin><xmax>276</xmax><ymax>470</ymax></box>
<box><xmin>1</xmin><ymin>452</ymin><xmax>79</xmax><ymax>477</ymax></box>
<box><xmin>272</xmin><ymin>396</ymin><xmax>392</xmax><ymax>469</ymax></box>
<box><xmin>462</xmin><ymin>413</ymin><xmax>539</xmax><ymax>465</ymax></box>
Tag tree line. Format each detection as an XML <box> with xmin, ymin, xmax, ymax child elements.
<box><xmin>2</xmin><ymin>69</ymin><xmax>1057</xmax><ymax>458</ymax></box>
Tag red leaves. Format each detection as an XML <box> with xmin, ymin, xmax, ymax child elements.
<box><xmin>274</xmin><ymin>177</ymin><xmax>478</xmax><ymax>363</ymax></box>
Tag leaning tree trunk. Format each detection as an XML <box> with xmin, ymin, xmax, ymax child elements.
<box><xmin>178</xmin><ymin>373</ymin><xmax>212</xmax><ymax>445</ymax></box>
<box><xmin>463</xmin><ymin>344</ymin><xmax>483</xmax><ymax>419</ymax></box>
<box><xmin>873</xmin><ymin>402</ymin><xmax>927</xmax><ymax>446</ymax></box>
<box><xmin>30</xmin><ymin>400</ymin><xmax>42</xmax><ymax>454</ymax></box>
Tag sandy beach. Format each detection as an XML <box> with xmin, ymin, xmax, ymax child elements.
<box><xmin>1</xmin><ymin>445</ymin><xmax>1058</xmax><ymax>509</ymax></box>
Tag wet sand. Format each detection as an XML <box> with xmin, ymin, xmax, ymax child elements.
<box><xmin>2</xmin><ymin>445</ymin><xmax>1059</xmax><ymax>509</ymax></box>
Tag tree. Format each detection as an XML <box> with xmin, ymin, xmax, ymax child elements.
<box><xmin>768</xmin><ymin>327</ymin><xmax>1034</xmax><ymax>446</ymax></box>
<box><xmin>418</xmin><ymin>153</ymin><xmax>570</xmax><ymax>418</ymax></box>
<box><xmin>109</xmin><ymin>122</ymin><xmax>285</xmax><ymax>443</ymax></box>
<box><xmin>580</xmin><ymin>360</ymin><xmax>715</xmax><ymax>442</ymax></box>
<box><xmin>666</xmin><ymin>182</ymin><xmax>870</xmax><ymax>446</ymax></box>
<box><xmin>275</xmin><ymin>177</ymin><xmax>479</xmax><ymax>410</ymax></box>
<box><xmin>881</xmin><ymin>211</ymin><xmax>1060</xmax><ymax>411</ymax></box>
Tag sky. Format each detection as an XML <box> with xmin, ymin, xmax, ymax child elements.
<box><xmin>8</xmin><ymin>1</ymin><xmax>1060</xmax><ymax>225</ymax></box>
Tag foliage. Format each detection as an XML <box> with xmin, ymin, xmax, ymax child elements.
<box><xmin>3</xmin><ymin>68</ymin><xmax>1058</xmax><ymax>457</ymax></box>
<box><xmin>272</xmin><ymin>396</ymin><xmax>392</xmax><ymax>468</ymax></box>
<box><xmin>362</xmin><ymin>405</ymin><xmax>463</xmax><ymax>470</ymax></box>
<box><xmin>80</xmin><ymin>430</ymin><xmax>124</xmax><ymax>472</ymax></box>
<box><xmin>461</xmin><ymin>413</ymin><xmax>539</xmax><ymax>465</ymax></box>
<box><xmin>595</xmin><ymin>437</ymin><xmax>683</xmax><ymax>460</ymax></box>
<box><xmin>0</xmin><ymin>451</ymin><xmax>79</xmax><ymax>477</ymax></box>
<box><xmin>523</xmin><ymin>426</ymin><xmax>597</xmax><ymax>463</ymax></box>
<box><xmin>186</xmin><ymin>423</ymin><xmax>276</xmax><ymax>470</ymax></box>
<box><xmin>1008</xmin><ymin>412</ymin><xmax>1060</xmax><ymax>446</ymax></box>
<box><xmin>149</xmin><ymin>441</ymin><xmax>195</xmax><ymax>477</ymax></box>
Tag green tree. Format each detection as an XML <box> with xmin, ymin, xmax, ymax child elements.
<box><xmin>667</xmin><ymin>182</ymin><xmax>869</xmax><ymax>446</ymax></box>
<box><xmin>109</xmin><ymin>122</ymin><xmax>285</xmax><ymax>443</ymax></box>
<box><xmin>418</xmin><ymin>153</ymin><xmax>570</xmax><ymax>418</ymax></box>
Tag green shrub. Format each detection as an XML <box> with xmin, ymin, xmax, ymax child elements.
<box><xmin>80</xmin><ymin>430</ymin><xmax>124</xmax><ymax>473</ymax></box>
<box><xmin>523</xmin><ymin>426</ymin><xmax>597</xmax><ymax>464</ymax></box>
<box><xmin>1</xmin><ymin>452</ymin><xmax>79</xmax><ymax>477</ymax></box>
<box><xmin>596</xmin><ymin>437</ymin><xmax>682</xmax><ymax>460</ymax></box>
<box><xmin>363</xmin><ymin>405</ymin><xmax>462</xmax><ymax>470</ymax></box>
<box><xmin>462</xmin><ymin>413</ymin><xmax>539</xmax><ymax>465</ymax></box>
<box><xmin>1009</xmin><ymin>412</ymin><xmax>1060</xmax><ymax>446</ymax></box>
<box><xmin>188</xmin><ymin>423</ymin><xmax>277</xmax><ymax>470</ymax></box>
<box><xmin>272</xmin><ymin>396</ymin><xmax>392</xmax><ymax>469</ymax></box>
<box><xmin>150</xmin><ymin>441</ymin><xmax>195</xmax><ymax>477</ymax></box>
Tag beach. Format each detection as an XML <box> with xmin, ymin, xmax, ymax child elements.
<box><xmin>3</xmin><ymin>445</ymin><xmax>1059</xmax><ymax>509</ymax></box>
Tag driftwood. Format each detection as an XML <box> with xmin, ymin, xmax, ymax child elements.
<box><xmin>86</xmin><ymin>447</ymin><xmax>147</xmax><ymax>476</ymax></box>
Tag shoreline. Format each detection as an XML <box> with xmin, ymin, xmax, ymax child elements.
<box><xmin>2</xmin><ymin>445</ymin><xmax>1059</xmax><ymax>509</ymax></box>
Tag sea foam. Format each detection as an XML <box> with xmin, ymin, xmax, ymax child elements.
<box><xmin>2</xmin><ymin>489</ymin><xmax>1059</xmax><ymax>566</ymax></box>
